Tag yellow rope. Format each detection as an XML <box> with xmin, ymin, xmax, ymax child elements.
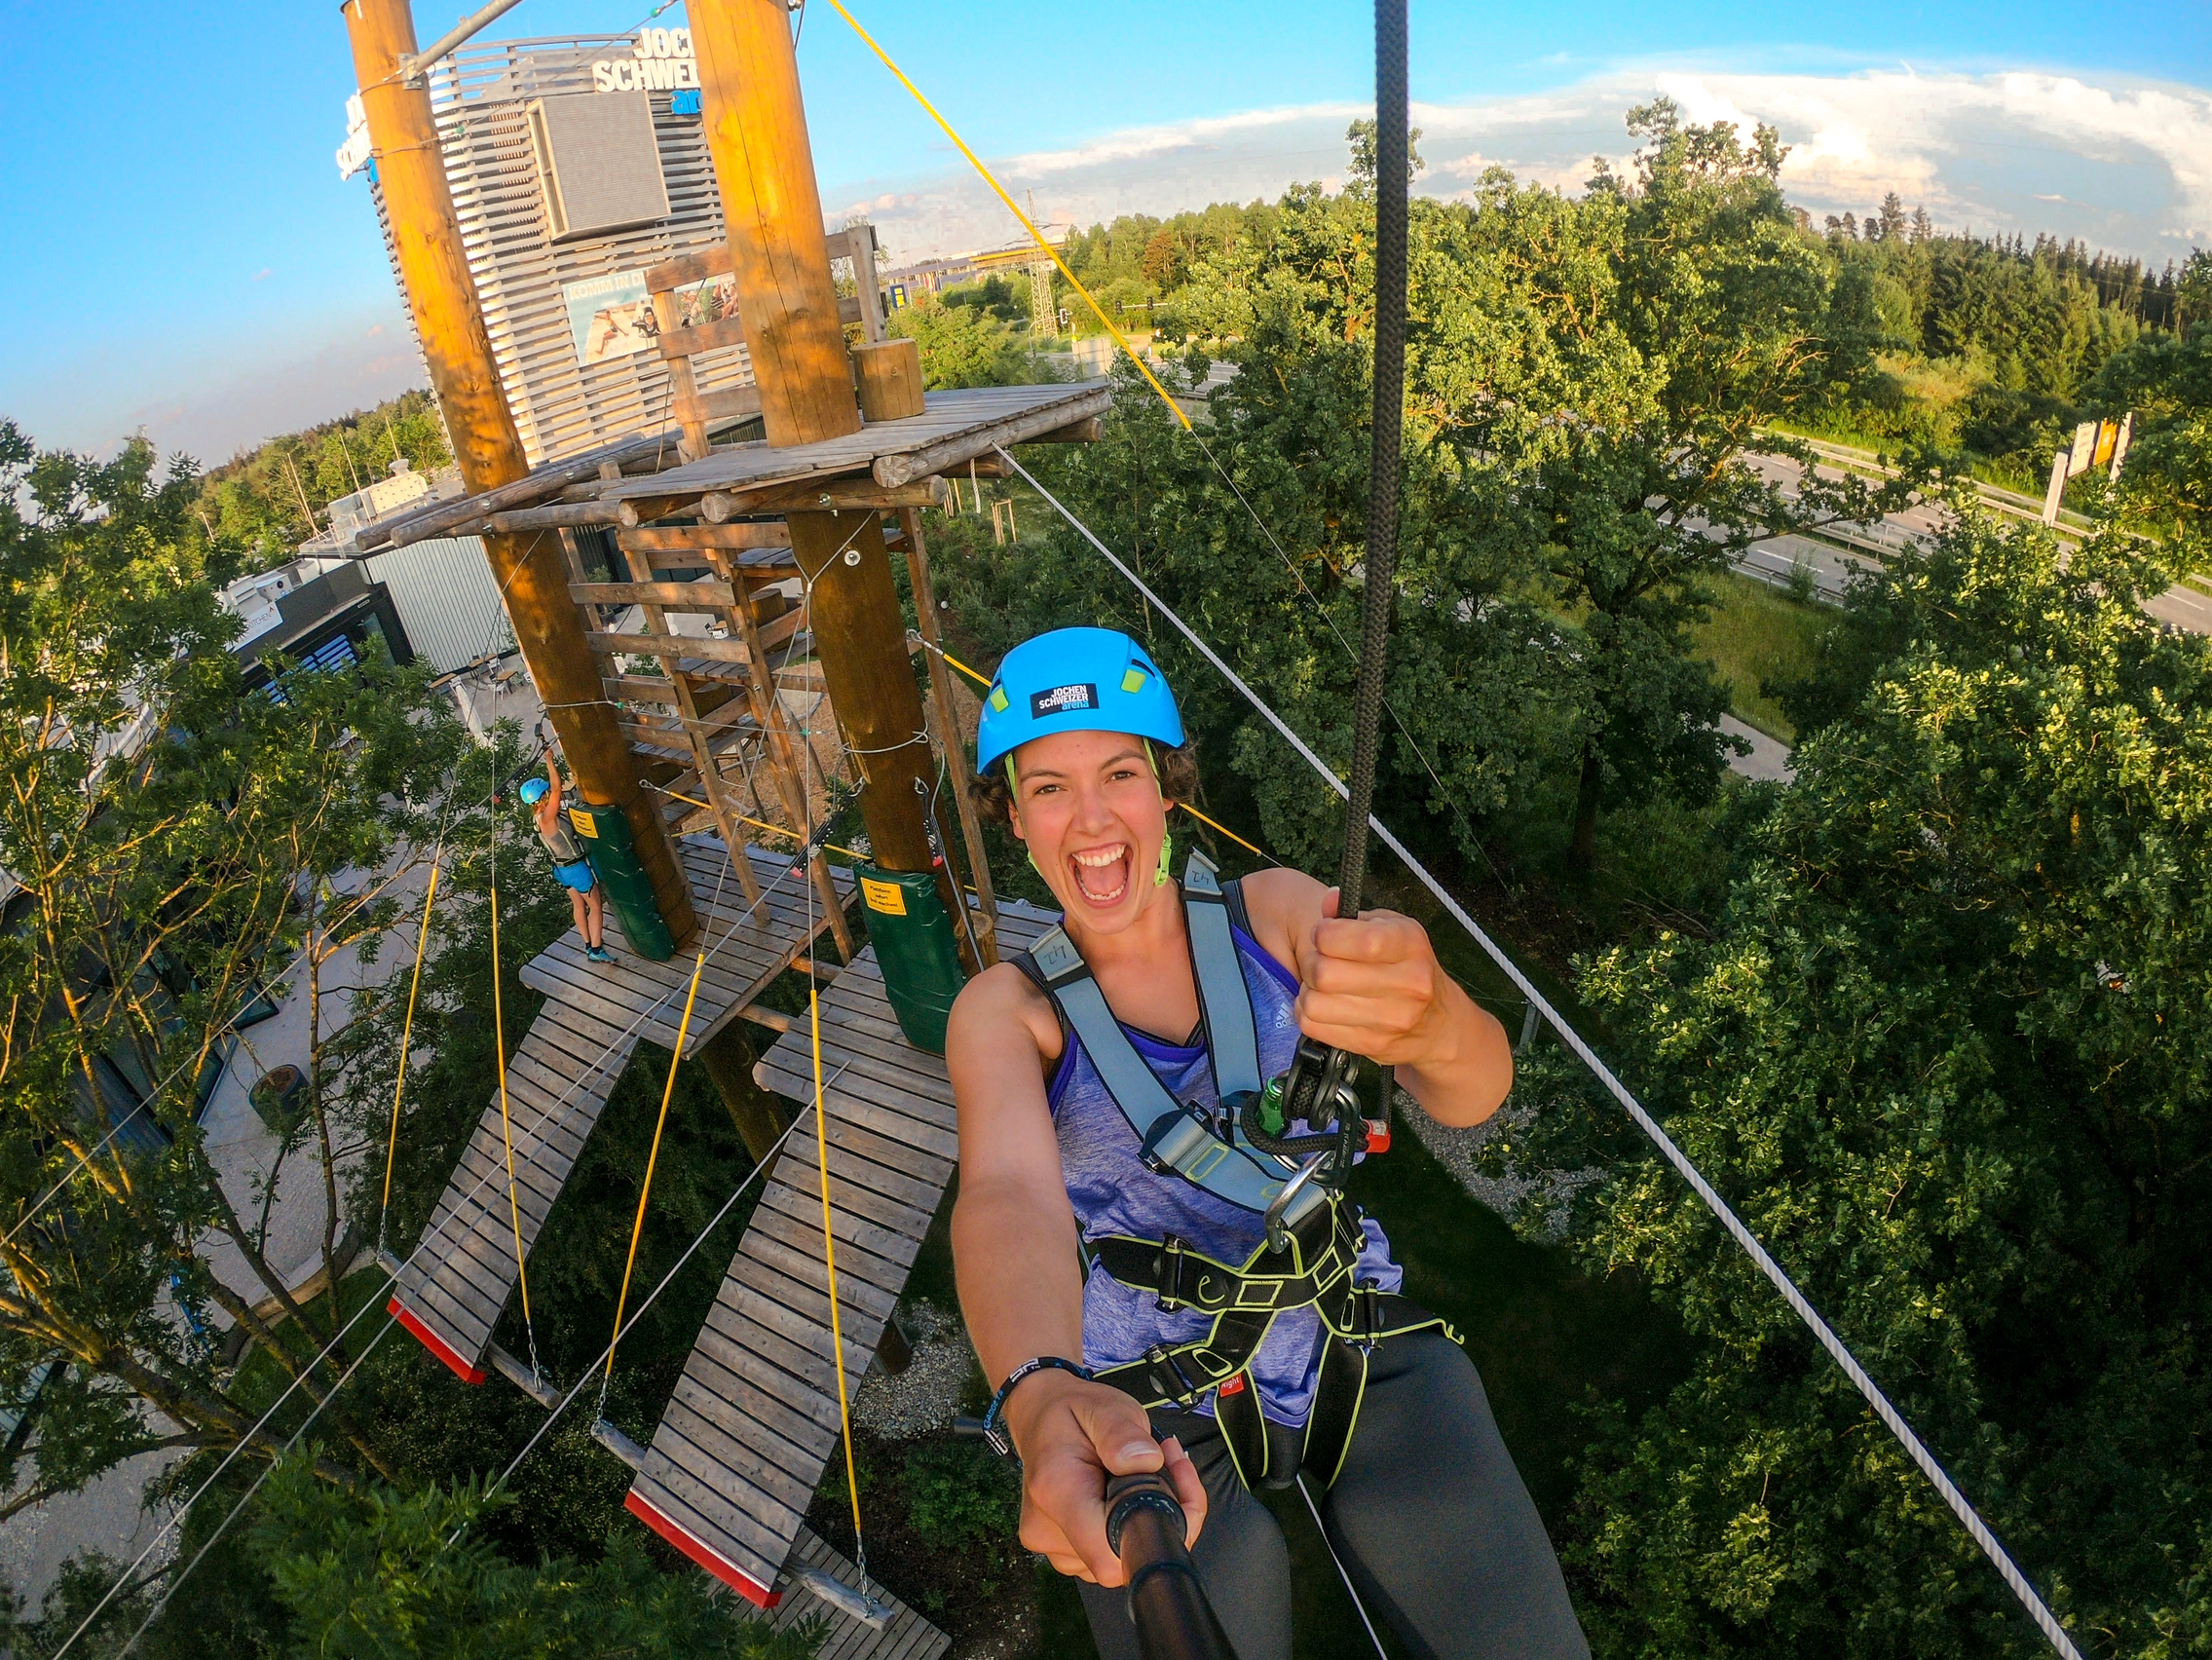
<box><xmin>935</xmin><ymin>647</ymin><xmax>993</xmax><ymax>690</ymax></box>
<box><xmin>809</xmin><ymin>977</ymin><xmax>866</xmax><ymax>1551</ymax></box>
<box><xmin>488</xmin><ymin>879</ymin><xmax>535</xmax><ymax>1336</ymax></box>
<box><xmin>1175</xmin><ymin>801</ymin><xmax>1274</xmax><ymax>863</ymax></box>
<box><xmin>379</xmin><ymin>859</ymin><xmax>439</xmax><ymax>1226</ymax></box>
<box><xmin>823</xmin><ymin>0</ymin><xmax>1193</xmax><ymax>432</ymax></box>
<box><xmin>603</xmin><ymin>940</ymin><xmax>711</xmax><ymax>1385</ymax></box>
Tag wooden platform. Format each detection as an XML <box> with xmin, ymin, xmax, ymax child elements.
<box><xmin>755</xmin><ymin>1528</ymin><xmax>949</xmax><ymax>1660</ymax></box>
<box><xmin>622</xmin><ymin>899</ymin><xmax>1061</xmax><ymax>1606</ymax></box>
<box><xmin>518</xmin><ymin>841</ymin><xmax>853</xmax><ymax>1060</ymax></box>
<box><xmin>596</xmin><ymin>384</ymin><xmax>1108</xmax><ymax>516</ymax></box>
<box><xmin>389</xmin><ymin>841</ymin><xmax>854</xmax><ymax>1383</ymax></box>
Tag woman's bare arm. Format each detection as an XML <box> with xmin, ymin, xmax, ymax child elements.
<box><xmin>1240</xmin><ymin>867</ymin><xmax>1512</xmax><ymax>1129</ymax></box>
<box><xmin>947</xmin><ymin>963</ymin><xmax>1206</xmax><ymax>1584</ymax></box>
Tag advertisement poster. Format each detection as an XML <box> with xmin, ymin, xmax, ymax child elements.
<box><xmin>564</xmin><ymin>269</ymin><xmax>741</xmax><ymax>366</ymax></box>
<box><xmin>564</xmin><ymin>270</ymin><xmax>655</xmax><ymax>365</ymax></box>
<box><xmin>670</xmin><ymin>271</ymin><xmax>738</xmax><ymax>331</ymax></box>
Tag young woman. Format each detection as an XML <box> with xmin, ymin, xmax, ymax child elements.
<box><xmin>947</xmin><ymin>628</ymin><xmax>1587</xmax><ymax>1660</ymax></box>
<box><xmin>518</xmin><ymin>756</ymin><xmax>612</xmax><ymax>964</ymax></box>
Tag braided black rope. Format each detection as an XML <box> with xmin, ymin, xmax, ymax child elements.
<box><xmin>1336</xmin><ymin>0</ymin><xmax>1408</xmax><ymax>922</ymax></box>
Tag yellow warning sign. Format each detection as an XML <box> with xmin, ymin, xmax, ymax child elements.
<box><xmin>569</xmin><ymin>807</ymin><xmax>599</xmax><ymax>838</ymax></box>
<box><xmin>860</xmin><ymin>877</ymin><xmax>908</xmax><ymax>916</ymax></box>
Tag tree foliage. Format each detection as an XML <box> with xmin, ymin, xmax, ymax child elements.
<box><xmin>0</xmin><ymin>420</ymin><xmax>482</xmax><ymax>1515</ymax></box>
<box><xmin>191</xmin><ymin>390</ymin><xmax>450</xmax><ymax>566</ymax></box>
<box><xmin>1502</xmin><ymin>498</ymin><xmax>2212</xmax><ymax>1656</ymax></box>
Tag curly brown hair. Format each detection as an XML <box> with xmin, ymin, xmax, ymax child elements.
<box><xmin>970</xmin><ymin>736</ymin><xmax>1200</xmax><ymax>827</ymax></box>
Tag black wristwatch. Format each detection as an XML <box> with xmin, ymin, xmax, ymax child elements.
<box><xmin>980</xmin><ymin>1356</ymin><xmax>1092</xmax><ymax>1459</ymax></box>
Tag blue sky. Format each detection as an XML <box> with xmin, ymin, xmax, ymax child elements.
<box><xmin>0</xmin><ymin>0</ymin><xmax>2203</xmax><ymax>464</ymax></box>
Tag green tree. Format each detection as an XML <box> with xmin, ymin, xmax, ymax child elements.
<box><xmin>1511</xmin><ymin>503</ymin><xmax>2212</xmax><ymax>1655</ymax></box>
<box><xmin>2087</xmin><ymin>319</ymin><xmax>2212</xmax><ymax>569</ymax></box>
<box><xmin>0</xmin><ymin>420</ymin><xmax>469</xmax><ymax>1516</ymax></box>
<box><xmin>0</xmin><ymin>1456</ymin><xmax>819</xmax><ymax>1659</ymax></box>
<box><xmin>244</xmin><ymin>1455</ymin><xmax>817</xmax><ymax>1659</ymax></box>
<box><xmin>888</xmin><ymin>293</ymin><xmax>1037</xmax><ymax>388</ymax></box>
<box><xmin>194</xmin><ymin>391</ymin><xmax>452</xmax><ymax>564</ymax></box>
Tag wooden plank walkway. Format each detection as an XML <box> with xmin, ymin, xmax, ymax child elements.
<box><xmin>757</xmin><ymin>1528</ymin><xmax>949</xmax><ymax>1660</ymax></box>
<box><xmin>519</xmin><ymin>842</ymin><xmax>853</xmax><ymax>1059</ymax></box>
<box><xmin>623</xmin><ymin>899</ymin><xmax>1060</xmax><ymax>1606</ymax></box>
<box><xmin>389</xmin><ymin>841</ymin><xmax>854</xmax><ymax>1383</ymax></box>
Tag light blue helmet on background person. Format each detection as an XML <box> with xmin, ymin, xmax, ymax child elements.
<box><xmin>518</xmin><ymin>776</ymin><xmax>550</xmax><ymax>806</ymax></box>
<box><xmin>975</xmin><ymin>627</ymin><xmax>1184</xmax><ymax>776</ymax></box>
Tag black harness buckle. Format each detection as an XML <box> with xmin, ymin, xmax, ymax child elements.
<box><xmin>1145</xmin><ymin>1343</ymin><xmax>1206</xmax><ymax>1409</ymax></box>
<box><xmin>1352</xmin><ymin>1279</ymin><xmax>1383</xmax><ymax>1352</ymax></box>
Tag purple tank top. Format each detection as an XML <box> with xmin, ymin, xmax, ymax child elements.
<box><xmin>1047</xmin><ymin>923</ymin><xmax>1401</xmax><ymax>1426</ymax></box>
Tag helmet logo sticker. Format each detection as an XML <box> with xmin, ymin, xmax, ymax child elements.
<box><xmin>1029</xmin><ymin>683</ymin><xmax>1098</xmax><ymax>718</ymax></box>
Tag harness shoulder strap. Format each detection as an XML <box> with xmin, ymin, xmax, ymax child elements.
<box><xmin>1181</xmin><ymin>849</ymin><xmax>1262</xmax><ymax>1104</ymax></box>
<box><xmin>1221</xmin><ymin>874</ymin><xmax>1254</xmax><ymax>940</ymax></box>
<box><xmin>1023</xmin><ymin>908</ymin><xmax>1310</xmax><ymax>1220</ymax></box>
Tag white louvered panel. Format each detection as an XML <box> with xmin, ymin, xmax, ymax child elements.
<box><xmin>368</xmin><ymin>35</ymin><xmax>756</xmax><ymax>468</ymax></box>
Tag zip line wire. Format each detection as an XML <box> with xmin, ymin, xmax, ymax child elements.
<box><xmin>995</xmin><ymin>443</ymin><xmax>2086</xmax><ymax>1660</ymax></box>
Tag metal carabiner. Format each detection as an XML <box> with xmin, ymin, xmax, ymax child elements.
<box><xmin>1263</xmin><ymin>1152</ymin><xmax>1331</xmax><ymax>1255</ymax></box>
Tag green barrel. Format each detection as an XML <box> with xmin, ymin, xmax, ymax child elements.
<box><xmin>857</xmin><ymin>864</ymin><xmax>967</xmax><ymax>1054</ymax></box>
<box><xmin>567</xmin><ymin>801</ymin><xmax>677</xmax><ymax>962</ymax></box>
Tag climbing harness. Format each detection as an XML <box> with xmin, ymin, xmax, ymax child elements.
<box><xmin>1012</xmin><ymin>849</ymin><xmax>1450</xmax><ymax>1491</ymax></box>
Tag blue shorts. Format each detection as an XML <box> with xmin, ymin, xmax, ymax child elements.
<box><xmin>553</xmin><ymin>858</ymin><xmax>597</xmax><ymax>894</ymax></box>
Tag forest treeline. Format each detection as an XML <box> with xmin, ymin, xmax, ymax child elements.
<box><xmin>945</xmin><ymin>147</ymin><xmax>2198</xmax><ymax>495</ymax></box>
<box><xmin>190</xmin><ymin>387</ymin><xmax>451</xmax><ymax>563</ymax></box>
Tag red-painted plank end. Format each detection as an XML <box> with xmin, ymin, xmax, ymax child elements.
<box><xmin>625</xmin><ymin>1491</ymin><xmax>782</xmax><ymax>1608</ymax></box>
<box><xmin>388</xmin><ymin>1297</ymin><xmax>488</xmax><ymax>1385</ymax></box>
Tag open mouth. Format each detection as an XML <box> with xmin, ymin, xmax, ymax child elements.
<box><xmin>1068</xmin><ymin>843</ymin><xmax>1133</xmax><ymax>907</ymax></box>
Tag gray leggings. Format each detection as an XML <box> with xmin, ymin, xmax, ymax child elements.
<box><xmin>1078</xmin><ymin>1333</ymin><xmax>1589</xmax><ymax>1660</ymax></box>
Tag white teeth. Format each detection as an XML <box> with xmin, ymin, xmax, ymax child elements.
<box><xmin>1069</xmin><ymin>844</ymin><xmax>1130</xmax><ymax>904</ymax></box>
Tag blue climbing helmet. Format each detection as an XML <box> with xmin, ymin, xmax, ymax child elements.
<box><xmin>975</xmin><ymin>627</ymin><xmax>1184</xmax><ymax>775</ymax></box>
<box><xmin>517</xmin><ymin>776</ymin><xmax>549</xmax><ymax>806</ymax></box>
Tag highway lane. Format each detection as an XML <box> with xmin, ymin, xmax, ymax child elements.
<box><xmin>1740</xmin><ymin>450</ymin><xmax>2209</xmax><ymax>636</ymax></box>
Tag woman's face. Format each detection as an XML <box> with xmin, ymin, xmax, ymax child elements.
<box><xmin>1006</xmin><ymin>728</ymin><xmax>1169</xmax><ymax>936</ymax></box>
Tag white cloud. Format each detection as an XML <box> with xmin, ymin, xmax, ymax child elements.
<box><xmin>827</xmin><ymin>64</ymin><xmax>2212</xmax><ymax>265</ymax></box>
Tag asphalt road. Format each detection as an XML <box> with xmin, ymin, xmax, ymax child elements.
<box><xmin>1740</xmin><ymin>451</ymin><xmax>2209</xmax><ymax>636</ymax></box>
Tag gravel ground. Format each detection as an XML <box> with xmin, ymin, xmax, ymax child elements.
<box><xmin>1395</xmin><ymin>1087</ymin><xmax>1598</xmax><ymax>1235</ymax></box>
<box><xmin>853</xmin><ymin>1302</ymin><xmax>979</xmax><ymax>1441</ymax></box>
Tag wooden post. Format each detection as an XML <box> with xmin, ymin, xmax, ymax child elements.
<box><xmin>690</xmin><ymin>0</ymin><xmax>976</xmax><ymax>972</ymax></box>
<box><xmin>898</xmin><ymin>509</ymin><xmax>998</xmax><ymax>964</ymax></box>
<box><xmin>853</xmin><ymin>340</ymin><xmax>924</xmax><ymax>421</ymax></box>
<box><xmin>694</xmin><ymin>1025</ymin><xmax>788</xmax><ymax>1167</ymax></box>
<box><xmin>343</xmin><ymin>0</ymin><xmax>696</xmax><ymax>948</ymax></box>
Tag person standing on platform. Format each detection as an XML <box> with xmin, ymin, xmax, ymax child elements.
<box><xmin>519</xmin><ymin>756</ymin><xmax>613</xmax><ymax>963</ymax></box>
